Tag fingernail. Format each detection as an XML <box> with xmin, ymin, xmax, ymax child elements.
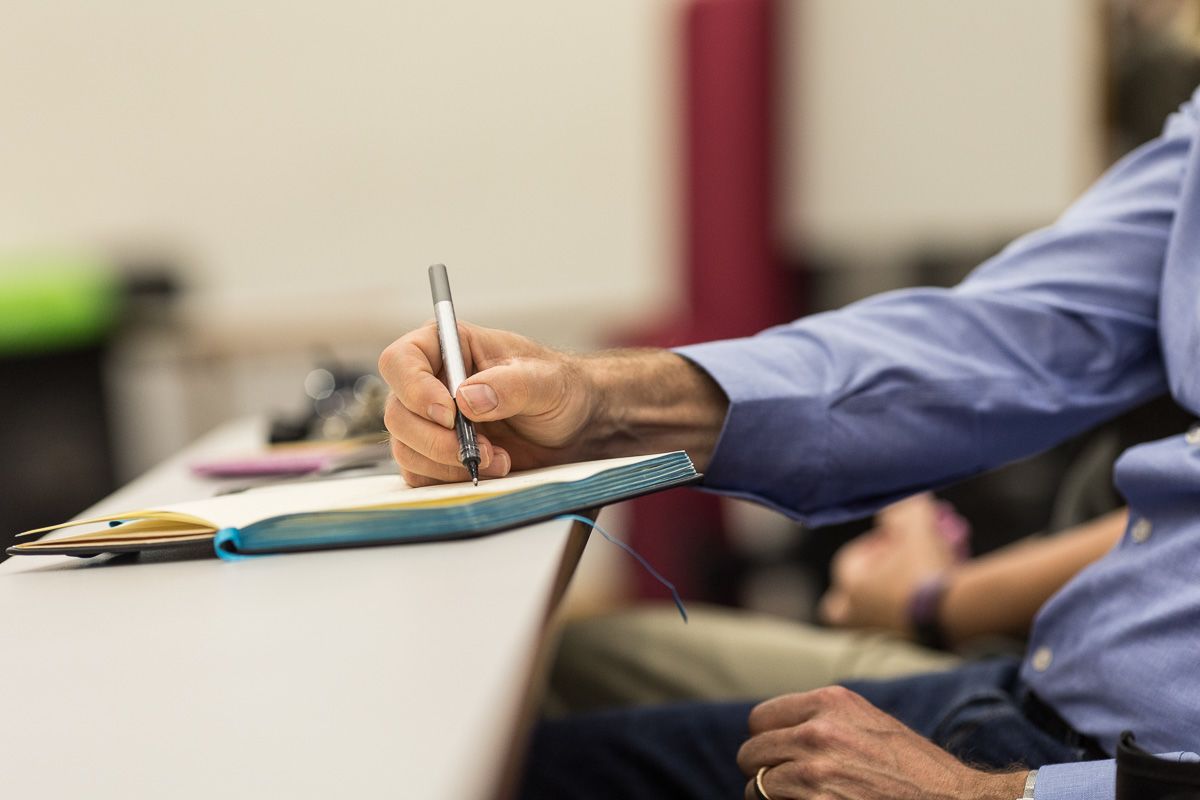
<box><xmin>494</xmin><ymin>449</ymin><xmax>511</xmax><ymax>475</ymax></box>
<box><xmin>459</xmin><ymin>384</ymin><xmax>498</xmax><ymax>414</ymax></box>
<box><xmin>428</xmin><ymin>403</ymin><xmax>454</xmax><ymax>428</ymax></box>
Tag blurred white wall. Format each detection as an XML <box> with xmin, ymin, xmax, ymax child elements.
<box><xmin>785</xmin><ymin>0</ymin><xmax>1105</xmax><ymax>262</ymax></box>
<box><xmin>0</xmin><ymin>1</ymin><xmax>680</xmax><ymax>337</ymax></box>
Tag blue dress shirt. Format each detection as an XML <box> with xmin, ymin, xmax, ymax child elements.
<box><xmin>677</xmin><ymin>88</ymin><xmax>1200</xmax><ymax>798</ymax></box>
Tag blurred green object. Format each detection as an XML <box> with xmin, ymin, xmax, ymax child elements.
<box><xmin>0</xmin><ymin>256</ymin><xmax>120</xmax><ymax>356</ymax></box>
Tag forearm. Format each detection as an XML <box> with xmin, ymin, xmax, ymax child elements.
<box><xmin>579</xmin><ymin>349</ymin><xmax>729</xmax><ymax>470</ymax></box>
<box><xmin>939</xmin><ymin>509</ymin><xmax>1128</xmax><ymax>646</ymax></box>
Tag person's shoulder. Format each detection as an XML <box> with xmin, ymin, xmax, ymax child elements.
<box><xmin>1163</xmin><ymin>86</ymin><xmax>1200</xmax><ymax>138</ymax></box>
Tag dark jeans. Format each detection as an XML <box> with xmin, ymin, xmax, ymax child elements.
<box><xmin>519</xmin><ymin>658</ymin><xmax>1105</xmax><ymax>800</ymax></box>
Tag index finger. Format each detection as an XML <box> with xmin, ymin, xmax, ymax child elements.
<box><xmin>748</xmin><ymin>687</ymin><xmax>843</xmax><ymax>735</ymax></box>
<box><xmin>379</xmin><ymin>323</ymin><xmax>455</xmax><ymax>425</ymax></box>
<box><xmin>380</xmin><ymin>321</ymin><xmax>441</xmax><ymax>380</ymax></box>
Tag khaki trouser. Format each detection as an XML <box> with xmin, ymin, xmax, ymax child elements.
<box><xmin>544</xmin><ymin>604</ymin><xmax>962</xmax><ymax>717</ymax></box>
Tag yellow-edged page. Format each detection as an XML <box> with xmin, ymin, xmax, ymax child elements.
<box><xmin>9</xmin><ymin>518</ymin><xmax>216</xmax><ymax>554</ymax></box>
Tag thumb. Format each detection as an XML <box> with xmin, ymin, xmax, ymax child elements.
<box><xmin>456</xmin><ymin>359</ymin><xmax>565</xmax><ymax>422</ymax></box>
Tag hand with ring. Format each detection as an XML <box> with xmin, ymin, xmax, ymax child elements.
<box><xmin>738</xmin><ymin>685</ymin><xmax>1027</xmax><ymax>800</ymax></box>
<box><xmin>754</xmin><ymin>765</ymin><xmax>774</xmax><ymax>800</ymax></box>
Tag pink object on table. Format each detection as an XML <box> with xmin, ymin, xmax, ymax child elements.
<box><xmin>190</xmin><ymin>449</ymin><xmax>344</xmax><ymax>478</ymax></box>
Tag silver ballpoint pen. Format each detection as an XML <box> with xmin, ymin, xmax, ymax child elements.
<box><xmin>428</xmin><ymin>263</ymin><xmax>481</xmax><ymax>485</ymax></box>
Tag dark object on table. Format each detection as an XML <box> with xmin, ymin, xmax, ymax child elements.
<box><xmin>269</xmin><ymin>363</ymin><xmax>387</xmax><ymax>444</ymax></box>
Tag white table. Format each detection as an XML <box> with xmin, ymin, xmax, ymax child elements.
<box><xmin>0</xmin><ymin>419</ymin><xmax>587</xmax><ymax>799</ymax></box>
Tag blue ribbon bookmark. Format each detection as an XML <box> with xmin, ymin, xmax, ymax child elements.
<box><xmin>213</xmin><ymin>527</ymin><xmax>261</xmax><ymax>562</ymax></box>
<box><xmin>557</xmin><ymin>513</ymin><xmax>688</xmax><ymax>623</ymax></box>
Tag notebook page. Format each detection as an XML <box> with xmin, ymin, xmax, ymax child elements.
<box><xmin>111</xmin><ymin>454</ymin><xmax>675</xmax><ymax>532</ymax></box>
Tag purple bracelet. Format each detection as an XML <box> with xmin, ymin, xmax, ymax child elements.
<box><xmin>908</xmin><ymin>573</ymin><xmax>951</xmax><ymax>650</ymax></box>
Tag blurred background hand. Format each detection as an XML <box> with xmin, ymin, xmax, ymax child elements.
<box><xmin>818</xmin><ymin>493</ymin><xmax>965</xmax><ymax>634</ymax></box>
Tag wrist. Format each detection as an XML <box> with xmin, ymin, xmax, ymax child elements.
<box><xmin>580</xmin><ymin>349</ymin><xmax>728</xmax><ymax>468</ymax></box>
<box><xmin>907</xmin><ymin>572</ymin><xmax>953</xmax><ymax>648</ymax></box>
<box><xmin>564</xmin><ymin>351</ymin><xmax>638</xmax><ymax>463</ymax></box>
<box><xmin>573</xmin><ymin>350</ymin><xmax>644</xmax><ymax>458</ymax></box>
<box><xmin>968</xmin><ymin>769</ymin><xmax>1030</xmax><ymax>800</ymax></box>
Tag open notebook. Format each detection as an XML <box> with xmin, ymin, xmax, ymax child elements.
<box><xmin>9</xmin><ymin>452</ymin><xmax>699</xmax><ymax>558</ymax></box>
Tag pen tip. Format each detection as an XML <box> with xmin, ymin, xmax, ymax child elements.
<box><xmin>473</xmin><ymin>477</ymin><xmax>479</xmax><ymax>486</ymax></box>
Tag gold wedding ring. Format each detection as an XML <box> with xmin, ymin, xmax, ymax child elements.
<box><xmin>754</xmin><ymin>765</ymin><xmax>776</xmax><ymax>800</ymax></box>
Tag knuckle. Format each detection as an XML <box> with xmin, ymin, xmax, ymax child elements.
<box><xmin>397</xmin><ymin>377</ymin><xmax>432</xmax><ymax>412</ymax></box>
<box><xmin>795</xmin><ymin>757</ymin><xmax>832</xmax><ymax>785</ymax></box>
<box><xmin>381</xmin><ymin>325</ymin><xmax>437</xmax><ymax>375</ymax></box>
<box><xmin>787</xmin><ymin>722</ymin><xmax>811</xmax><ymax>745</ymax></box>
<box><xmin>436</xmin><ymin>459</ymin><xmax>466</xmax><ymax>482</ymax></box>
<box><xmin>391</xmin><ymin>440</ymin><xmax>420</xmax><ymax>471</ymax></box>
<box><xmin>800</xmin><ymin>718</ymin><xmax>836</xmax><ymax>745</ymax></box>
<box><xmin>734</xmin><ymin>742</ymin><xmax>754</xmax><ymax>773</ymax></box>
<box><xmin>806</xmin><ymin>759</ymin><xmax>831</xmax><ymax>784</ymax></box>
<box><xmin>758</xmin><ymin>694</ymin><xmax>790</xmax><ymax>714</ymax></box>
<box><xmin>400</xmin><ymin>470</ymin><xmax>429</xmax><ymax>489</ymax></box>
<box><xmin>423</xmin><ymin>426</ymin><xmax>463</xmax><ymax>467</ymax></box>
<box><xmin>747</xmin><ymin>701</ymin><xmax>772</xmax><ymax>731</ymax></box>
<box><xmin>378</xmin><ymin>341</ymin><xmax>400</xmax><ymax>378</ymax></box>
<box><xmin>392</xmin><ymin>439</ymin><xmax>457</xmax><ymax>484</ymax></box>
<box><xmin>419</xmin><ymin>425</ymin><xmax>447</xmax><ymax>462</ymax></box>
<box><xmin>378</xmin><ymin>340</ymin><xmax>403</xmax><ymax>376</ymax></box>
<box><xmin>509</xmin><ymin>358</ymin><xmax>534</xmax><ymax>398</ymax></box>
<box><xmin>383</xmin><ymin>396</ymin><xmax>404</xmax><ymax>434</ymax></box>
<box><xmin>381</xmin><ymin>334</ymin><xmax>421</xmax><ymax>376</ymax></box>
<box><xmin>420</xmin><ymin>422</ymin><xmax>444</xmax><ymax>460</ymax></box>
<box><xmin>816</xmin><ymin>685</ymin><xmax>853</xmax><ymax>706</ymax></box>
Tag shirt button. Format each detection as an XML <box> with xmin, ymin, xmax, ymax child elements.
<box><xmin>1131</xmin><ymin>518</ymin><xmax>1152</xmax><ymax>543</ymax></box>
<box><xmin>1187</xmin><ymin>424</ymin><xmax>1200</xmax><ymax>446</ymax></box>
<box><xmin>1032</xmin><ymin>646</ymin><xmax>1053</xmax><ymax>672</ymax></box>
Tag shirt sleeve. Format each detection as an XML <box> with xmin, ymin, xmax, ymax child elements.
<box><xmin>1034</xmin><ymin>752</ymin><xmax>1200</xmax><ymax>799</ymax></box>
<box><xmin>675</xmin><ymin>91</ymin><xmax>1200</xmax><ymax>526</ymax></box>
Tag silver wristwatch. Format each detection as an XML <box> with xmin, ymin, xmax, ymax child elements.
<box><xmin>1019</xmin><ymin>769</ymin><xmax>1038</xmax><ymax>799</ymax></box>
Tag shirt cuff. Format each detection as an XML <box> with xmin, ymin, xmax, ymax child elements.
<box><xmin>1035</xmin><ymin>753</ymin><xmax>1199</xmax><ymax>799</ymax></box>
<box><xmin>1033</xmin><ymin>760</ymin><xmax>1115</xmax><ymax>800</ymax></box>
<box><xmin>673</xmin><ymin>337</ymin><xmax>831</xmax><ymax>522</ymax></box>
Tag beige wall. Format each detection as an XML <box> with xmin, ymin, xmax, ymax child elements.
<box><xmin>0</xmin><ymin>1</ymin><xmax>681</xmax><ymax>340</ymax></box>
<box><xmin>0</xmin><ymin>1</ymin><xmax>1104</xmax><ymax>333</ymax></box>
<box><xmin>785</xmin><ymin>0</ymin><xmax>1104</xmax><ymax>260</ymax></box>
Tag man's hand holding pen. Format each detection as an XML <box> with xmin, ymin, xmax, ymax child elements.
<box><xmin>378</xmin><ymin>320</ymin><xmax>598</xmax><ymax>487</ymax></box>
<box><xmin>378</xmin><ymin>326</ymin><xmax>728</xmax><ymax>487</ymax></box>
